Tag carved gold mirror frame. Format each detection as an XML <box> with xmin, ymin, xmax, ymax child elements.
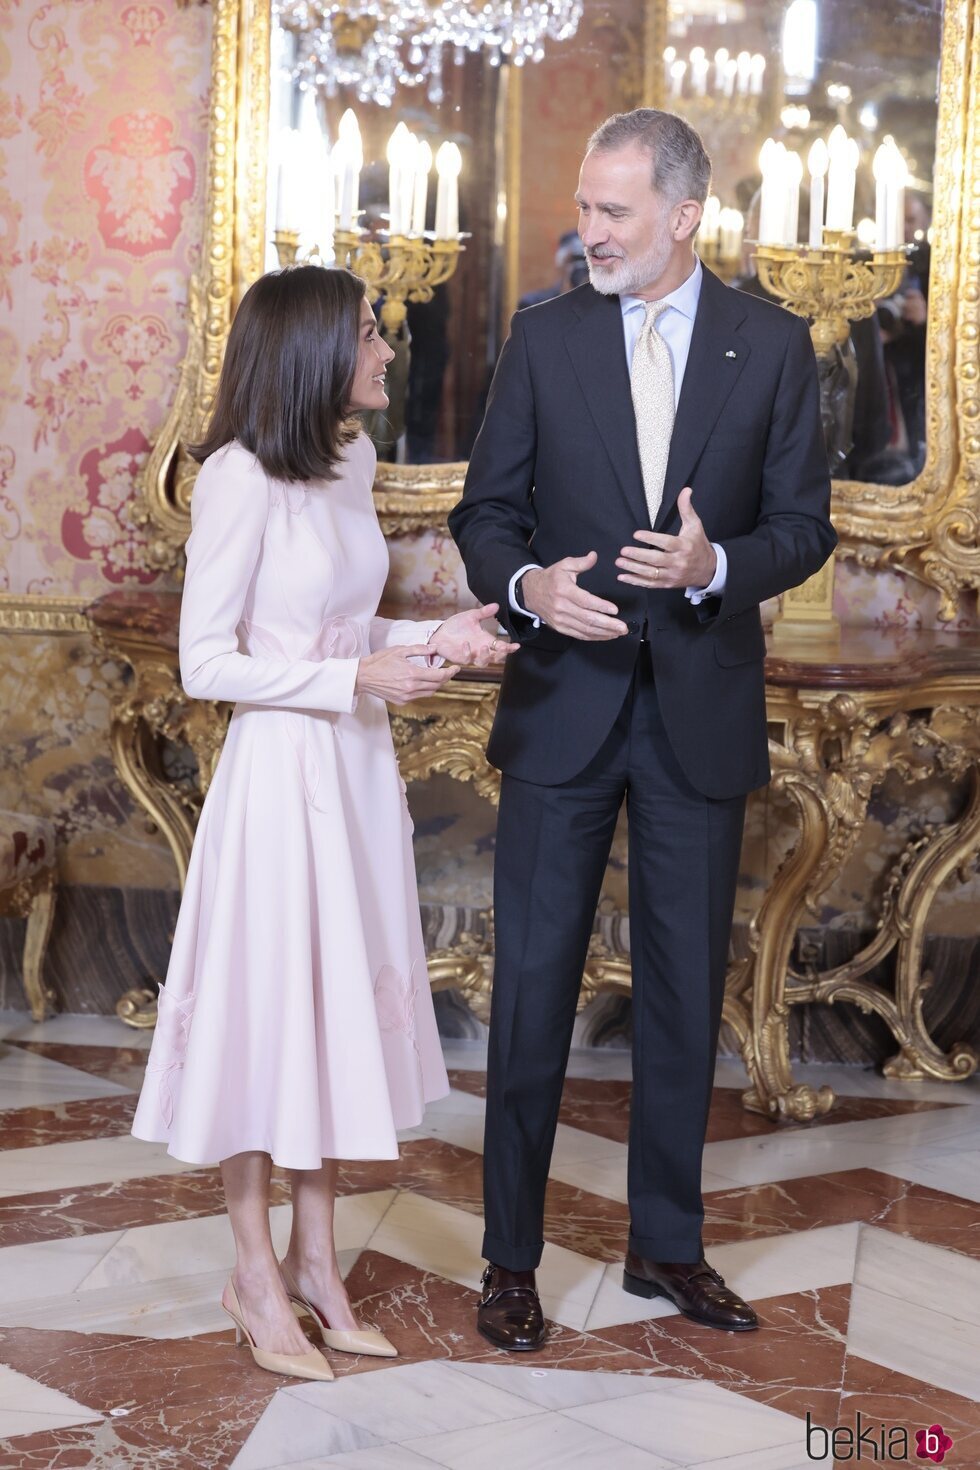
<box><xmin>146</xmin><ymin>0</ymin><xmax>980</xmax><ymax>618</ymax></box>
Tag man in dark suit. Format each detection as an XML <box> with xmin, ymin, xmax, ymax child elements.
<box><xmin>448</xmin><ymin>109</ymin><xmax>836</xmax><ymax>1350</ymax></box>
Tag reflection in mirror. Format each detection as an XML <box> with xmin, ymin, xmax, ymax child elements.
<box><xmin>265</xmin><ymin>0</ymin><xmax>941</xmax><ymax>483</ymax></box>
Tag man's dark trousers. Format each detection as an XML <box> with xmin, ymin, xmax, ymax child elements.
<box><xmin>481</xmin><ymin>641</ymin><xmax>745</xmax><ymax>1270</ymax></box>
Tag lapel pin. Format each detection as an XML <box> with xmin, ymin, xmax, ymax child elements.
<box><xmin>725</xmin><ymin>350</ymin><xmax>737</xmax><ymax>359</ymax></box>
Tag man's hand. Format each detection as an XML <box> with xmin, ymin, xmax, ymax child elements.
<box><xmin>522</xmin><ymin>552</ymin><xmax>629</xmax><ymax>640</ymax></box>
<box><xmin>616</xmin><ymin>488</ymin><xmax>716</xmax><ymax>591</ymax></box>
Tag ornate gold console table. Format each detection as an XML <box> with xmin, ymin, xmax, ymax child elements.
<box><xmin>88</xmin><ymin>590</ymin><xmax>980</xmax><ymax>1119</ymax></box>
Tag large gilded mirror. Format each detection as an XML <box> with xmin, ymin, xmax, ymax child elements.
<box><xmin>143</xmin><ymin>0</ymin><xmax>980</xmax><ymax>615</ymax></box>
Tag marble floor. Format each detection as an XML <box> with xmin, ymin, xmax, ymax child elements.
<box><xmin>0</xmin><ymin>1014</ymin><xmax>978</xmax><ymax>1468</ymax></box>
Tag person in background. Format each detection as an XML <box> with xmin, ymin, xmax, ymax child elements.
<box><xmin>518</xmin><ymin>230</ymin><xmax>589</xmax><ymax>309</ymax></box>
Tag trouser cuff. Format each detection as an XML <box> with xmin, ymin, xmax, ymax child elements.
<box><xmin>627</xmin><ymin>1230</ymin><xmax>703</xmax><ymax>1262</ymax></box>
<box><xmin>482</xmin><ymin>1231</ymin><xmax>544</xmax><ymax>1272</ymax></box>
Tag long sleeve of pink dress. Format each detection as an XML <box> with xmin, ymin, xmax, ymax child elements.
<box><xmin>132</xmin><ymin>435</ymin><xmax>450</xmax><ymax>1166</ymax></box>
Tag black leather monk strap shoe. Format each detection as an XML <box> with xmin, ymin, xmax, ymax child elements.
<box><xmin>476</xmin><ymin>1263</ymin><xmax>547</xmax><ymax>1351</ymax></box>
<box><xmin>623</xmin><ymin>1250</ymin><xmax>759</xmax><ymax>1331</ymax></box>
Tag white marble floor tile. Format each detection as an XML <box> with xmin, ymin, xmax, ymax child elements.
<box><xmin>404</xmin><ymin>1413</ymin><xmax>674</xmax><ymax>1470</ymax></box>
<box><xmin>231</xmin><ymin>1391</ymin><xmax>382</xmax><ymax>1469</ymax></box>
<box><xmin>854</xmin><ymin>1225</ymin><xmax>980</xmax><ymax>1328</ymax></box>
<box><xmin>0</xmin><ymin>1011</ymin><xmax>154</xmax><ymax>1050</ymax></box>
<box><xmin>0</xmin><ymin>1247</ymin><xmax>364</xmax><ymax>1340</ymax></box>
<box><xmin>702</xmin><ymin>1106</ymin><xmax>980</xmax><ymax>1187</ymax></box>
<box><xmin>709</xmin><ymin>1056</ymin><xmax>980</xmax><ymax>1108</ymax></box>
<box><xmin>847</xmin><ymin>1282</ymin><xmax>980</xmax><ymax>1400</ymax></box>
<box><xmin>0</xmin><ymin>1043</ymin><xmax>130</xmax><ymax>1111</ymax></box>
<box><xmin>367</xmin><ymin>1193</ymin><xmax>605</xmax><ymax>1331</ymax></box>
<box><xmin>399</xmin><ymin>1089</ymin><xmax>487</xmax><ymax>1154</ymax></box>
<box><xmin>286</xmin><ymin>1360</ymin><xmax>545</xmax><ymax>1444</ymax></box>
<box><xmin>75</xmin><ymin>1191</ymin><xmax>393</xmax><ymax>1292</ymax></box>
<box><xmin>0</xmin><ymin>1133</ymin><xmax>198</xmax><ymax>1198</ymax></box>
<box><xmin>0</xmin><ymin>1231</ymin><xmax>125</xmax><ymax>1307</ymax></box>
<box><xmin>0</xmin><ymin>1363</ymin><xmax>103</xmax><ymax>1438</ymax></box>
<box><xmin>302</xmin><ymin>1448</ymin><xmax>443</xmax><ymax>1469</ymax></box>
<box><xmin>584</xmin><ymin>1224</ymin><xmax>861</xmax><ymax>1332</ymax></box>
<box><xmin>549</xmin><ymin>1124</ymin><xmax>629</xmax><ymax>1168</ymax></box>
<box><xmin>438</xmin><ymin>1041</ymin><xmax>489</xmax><ymax>1073</ymax></box>
<box><xmin>547</xmin><ymin>1151</ymin><xmax>739</xmax><ymax>1205</ymax></box>
<box><xmin>684</xmin><ymin>1445</ymin><xmax>813</xmax><ymax>1470</ymax></box>
<box><xmin>446</xmin><ymin>1364</ymin><xmax>656</xmax><ymax>1411</ymax></box>
<box><xmin>565</xmin><ymin>1379</ymin><xmax>802</xmax><ymax>1463</ymax></box>
<box><xmin>881</xmin><ymin>1147</ymin><xmax>980</xmax><ymax>1203</ymax></box>
<box><xmin>790</xmin><ymin>1062</ymin><xmax>980</xmax><ymax>1109</ymax></box>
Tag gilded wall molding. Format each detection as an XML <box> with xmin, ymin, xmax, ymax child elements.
<box><xmin>0</xmin><ymin>594</ymin><xmax>90</xmax><ymax>634</ymax></box>
<box><xmin>131</xmin><ymin>0</ymin><xmax>980</xmax><ymax>618</ymax></box>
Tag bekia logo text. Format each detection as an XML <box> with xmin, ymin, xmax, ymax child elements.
<box><xmin>806</xmin><ymin>1412</ymin><xmax>954</xmax><ymax>1462</ymax></box>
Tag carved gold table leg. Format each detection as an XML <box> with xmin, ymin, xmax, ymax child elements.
<box><xmin>741</xmin><ymin>776</ymin><xmax>840</xmax><ymax>1121</ymax></box>
<box><xmin>109</xmin><ymin>712</ymin><xmax>197</xmax><ymax>890</ymax></box>
<box><xmin>19</xmin><ymin>870</ymin><xmax>58</xmax><ymax>1023</ymax></box>
<box><xmin>789</xmin><ymin>762</ymin><xmax>980</xmax><ymax>1085</ymax></box>
<box><xmin>887</xmin><ymin>766</ymin><xmax>980</xmax><ymax>1080</ymax></box>
<box><xmin>741</xmin><ymin>697</ymin><xmax>881</xmax><ymax>1120</ymax></box>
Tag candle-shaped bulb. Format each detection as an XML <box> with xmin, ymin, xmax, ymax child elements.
<box><xmin>386</xmin><ymin>120</ymin><xmax>410</xmax><ymax>234</ymax></box>
<box><xmin>701</xmin><ymin>193</ymin><xmax>721</xmax><ymax>246</ymax></box>
<box><xmin>411</xmin><ymin>139</ymin><xmax>433</xmax><ymax>234</ymax></box>
<box><xmin>435</xmin><ymin>140</ymin><xmax>462</xmax><ymax>238</ymax></box>
<box><xmin>807</xmin><ymin>136</ymin><xmax>829</xmax><ymax>248</ymax></box>
<box><xmin>339</xmin><ymin>108</ymin><xmax>360</xmax><ymax>150</ymax></box>
<box><xmin>808</xmin><ymin>137</ymin><xmax>829</xmax><ymax>179</ymax></box>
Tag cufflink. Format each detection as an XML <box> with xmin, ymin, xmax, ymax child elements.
<box><xmin>725</xmin><ymin>350</ymin><xmax>737</xmax><ymax>359</ymax></box>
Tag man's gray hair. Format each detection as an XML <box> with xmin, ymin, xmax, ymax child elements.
<box><xmin>587</xmin><ymin>109</ymin><xmax>712</xmax><ymax>206</ymax></box>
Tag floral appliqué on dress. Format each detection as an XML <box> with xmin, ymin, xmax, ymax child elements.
<box><xmin>374</xmin><ymin>961</ymin><xmax>424</xmax><ymax>1089</ymax></box>
<box><xmin>144</xmin><ymin>986</ymin><xmax>196</xmax><ymax>1127</ymax></box>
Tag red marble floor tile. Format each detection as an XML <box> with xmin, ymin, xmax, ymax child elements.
<box><xmin>0</xmin><ymin>1325</ymin><xmax>282</xmax><ymax>1468</ymax></box>
<box><xmin>703</xmin><ymin>1169</ymin><xmax>980</xmax><ymax>1262</ymax></box>
<box><xmin>447</xmin><ymin>1070</ymin><xmax>956</xmax><ymax>1146</ymax></box>
<box><xmin>0</xmin><ymin>1094</ymin><xmax>137</xmax><ymax>1152</ymax></box>
<box><xmin>8</xmin><ymin>1042</ymin><xmax>147</xmax><ymax>1092</ymax></box>
<box><xmin>592</xmin><ymin>1283</ymin><xmax>851</xmax><ymax>1427</ymax></box>
<box><xmin>0</xmin><ymin>1169</ymin><xmax>284</xmax><ymax>1249</ymax></box>
<box><xmin>836</xmin><ymin>1355</ymin><xmax>980</xmax><ymax>1469</ymax></box>
<box><xmin>297</xmin><ymin>1249</ymin><xmax>659</xmax><ymax>1380</ymax></box>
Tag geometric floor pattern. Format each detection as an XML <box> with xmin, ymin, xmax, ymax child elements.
<box><xmin>0</xmin><ymin>1012</ymin><xmax>978</xmax><ymax>1468</ymax></box>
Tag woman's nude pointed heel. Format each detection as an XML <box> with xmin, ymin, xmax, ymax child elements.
<box><xmin>222</xmin><ymin>1277</ymin><xmax>335</xmax><ymax>1381</ymax></box>
<box><xmin>280</xmin><ymin>1263</ymin><xmax>398</xmax><ymax>1358</ymax></box>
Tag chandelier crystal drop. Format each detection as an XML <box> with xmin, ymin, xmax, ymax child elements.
<box><xmin>274</xmin><ymin>0</ymin><xmax>583</xmax><ymax>107</ymax></box>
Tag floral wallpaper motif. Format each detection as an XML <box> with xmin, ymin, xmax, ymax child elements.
<box><xmin>0</xmin><ymin>0</ymin><xmax>210</xmax><ymax>892</ymax></box>
<box><xmin>0</xmin><ymin>0</ymin><xmax>210</xmax><ymax>597</ymax></box>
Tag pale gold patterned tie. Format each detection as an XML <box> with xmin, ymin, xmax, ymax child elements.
<box><xmin>630</xmin><ymin>299</ymin><xmax>675</xmax><ymax>528</ymax></box>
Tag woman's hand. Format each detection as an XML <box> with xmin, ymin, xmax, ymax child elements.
<box><xmin>355</xmin><ymin>645</ymin><xmax>460</xmax><ymax>705</ymax></box>
<box><xmin>428</xmin><ymin>604</ymin><xmax>520</xmax><ymax>667</ymax></box>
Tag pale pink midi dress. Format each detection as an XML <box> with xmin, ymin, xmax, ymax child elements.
<box><xmin>131</xmin><ymin>435</ymin><xmax>450</xmax><ymax>1167</ymax></box>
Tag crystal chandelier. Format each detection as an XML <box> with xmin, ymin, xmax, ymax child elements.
<box><xmin>274</xmin><ymin>0</ymin><xmax>584</xmax><ymax>108</ymax></box>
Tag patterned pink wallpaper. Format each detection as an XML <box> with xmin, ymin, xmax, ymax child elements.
<box><xmin>0</xmin><ymin>0</ymin><xmax>211</xmax><ymax>597</ymax></box>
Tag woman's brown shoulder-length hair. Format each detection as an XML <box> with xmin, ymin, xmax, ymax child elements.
<box><xmin>190</xmin><ymin>265</ymin><xmax>367</xmax><ymax>483</ymax></box>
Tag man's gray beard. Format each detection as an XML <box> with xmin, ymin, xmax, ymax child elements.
<box><xmin>587</xmin><ymin>231</ymin><xmax>674</xmax><ymax>297</ymax></box>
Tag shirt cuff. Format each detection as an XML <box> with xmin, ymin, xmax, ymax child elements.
<box><xmin>685</xmin><ymin>543</ymin><xmax>727</xmax><ymax>605</ymax></box>
<box><xmin>508</xmin><ymin>562</ymin><xmax>542</xmax><ymax>628</ymax></box>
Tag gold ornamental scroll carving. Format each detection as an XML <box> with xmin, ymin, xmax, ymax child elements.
<box><xmin>129</xmin><ymin>0</ymin><xmax>980</xmax><ymax>623</ymax></box>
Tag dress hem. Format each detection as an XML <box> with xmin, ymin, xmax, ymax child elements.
<box><xmin>130</xmin><ymin>1079</ymin><xmax>450</xmax><ymax>1171</ymax></box>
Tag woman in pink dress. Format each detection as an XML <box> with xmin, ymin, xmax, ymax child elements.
<box><xmin>132</xmin><ymin>266</ymin><xmax>515</xmax><ymax>1380</ymax></box>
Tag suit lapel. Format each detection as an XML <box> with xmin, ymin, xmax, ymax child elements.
<box><xmin>655</xmin><ymin>266</ymin><xmax>750</xmax><ymax>531</ymax></box>
<box><xmin>564</xmin><ymin>291</ymin><xmax>650</xmax><ymax>529</ymax></box>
